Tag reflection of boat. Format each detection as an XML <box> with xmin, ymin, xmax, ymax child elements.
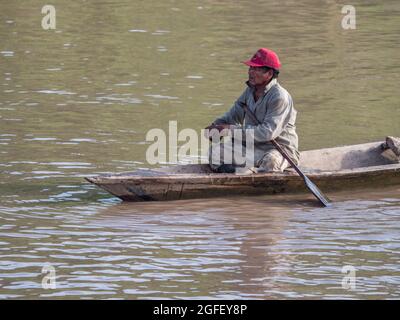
<box><xmin>85</xmin><ymin>138</ymin><xmax>400</xmax><ymax>202</ymax></box>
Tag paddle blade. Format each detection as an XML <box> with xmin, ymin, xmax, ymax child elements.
<box><xmin>304</xmin><ymin>176</ymin><xmax>331</xmax><ymax>207</ymax></box>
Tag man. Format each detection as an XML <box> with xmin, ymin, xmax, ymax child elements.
<box><xmin>206</xmin><ymin>48</ymin><xmax>300</xmax><ymax>173</ymax></box>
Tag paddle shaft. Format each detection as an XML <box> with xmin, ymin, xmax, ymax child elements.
<box><xmin>239</xmin><ymin>102</ymin><xmax>330</xmax><ymax>207</ymax></box>
<box><xmin>270</xmin><ymin>139</ymin><xmax>305</xmax><ymax>179</ymax></box>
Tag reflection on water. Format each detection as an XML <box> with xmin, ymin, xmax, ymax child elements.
<box><xmin>1</xmin><ymin>0</ymin><xmax>400</xmax><ymax>299</ymax></box>
<box><xmin>0</xmin><ymin>189</ymin><xmax>400</xmax><ymax>299</ymax></box>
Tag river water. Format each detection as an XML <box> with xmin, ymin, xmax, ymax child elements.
<box><xmin>1</xmin><ymin>0</ymin><xmax>400</xmax><ymax>299</ymax></box>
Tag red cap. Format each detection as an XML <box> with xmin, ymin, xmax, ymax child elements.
<box><xmin>242</xmin><ymin>48</ymin><xmax>281</xmax><ymax>70</ymax></box>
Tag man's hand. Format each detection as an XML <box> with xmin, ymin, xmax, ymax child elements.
<box><xmin>204</xmin><ymin>124</ymin><xmax>232</xmax><ymax>139</ymax></box>
<box><xmin>205</xmin><ymin>124</ymin><xmax>232</xmax><ymax>132</ymax></box>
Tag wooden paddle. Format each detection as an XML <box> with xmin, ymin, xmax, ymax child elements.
<box><xmin>239</xmin><ymin>102</ymin><xmax>331</xmax><ymax>207</ymax></box>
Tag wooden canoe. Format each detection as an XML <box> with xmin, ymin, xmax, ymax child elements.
<box><xmin>85</xmin><ymin>138</ymin><xmax>400</xmax><ymax>202</ymax></box>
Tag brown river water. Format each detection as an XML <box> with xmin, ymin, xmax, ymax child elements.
<box><xmin>1</xmin><ymin>0</ymin><xmax>400</xmax><ymax>299</ymax></box>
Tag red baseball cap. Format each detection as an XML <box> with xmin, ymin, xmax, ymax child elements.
<box><xmin>242</xmin><ymin>48</ymin><xmax>281</xmax><ymax>70</ymax></box>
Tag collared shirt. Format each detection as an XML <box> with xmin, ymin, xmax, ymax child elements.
<box><xmin>213</xmin><ymin>79</ymin><xmax>300</xmax><ymax>164</ymax></box>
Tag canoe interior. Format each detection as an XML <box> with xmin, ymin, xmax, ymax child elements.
<box><xmin>155</xmin><ymin>141</ymin><xmax>396</xmax><ymax>174</ymax></box>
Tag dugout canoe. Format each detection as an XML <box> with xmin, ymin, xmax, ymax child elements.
<box><xmin>85</xmin><ymin>137</ymin><xmax>400</xmax><ymax>202</ymax></box>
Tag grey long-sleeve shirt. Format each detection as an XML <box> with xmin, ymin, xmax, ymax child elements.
<box><xmin>213</xmin><ymin>79</ymin><xmax>300</xmax><ymax>164</ymax></box>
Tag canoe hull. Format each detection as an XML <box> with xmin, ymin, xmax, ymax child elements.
<box><xmin>86</xmin><ymin>164</ymin><xmax>400</xmax><ymax>202</ymax></box>
<box><xmin>85</xmin><ymin>140</ymin><xmax>400</xmax><ymax>202</ymax></box>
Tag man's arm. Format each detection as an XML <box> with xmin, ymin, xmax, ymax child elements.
<box><xmin>212</xmin><ymin>90</ymin><xmax>247</xmax><ymax>126</ymax></box>
<box><xmin>244</xmin><ymin>95</ymin><xmax>292</xmax><ymax>142</ymax></box>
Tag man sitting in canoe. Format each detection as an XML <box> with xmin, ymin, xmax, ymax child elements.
<box><xmin>205</xmin><ymin>48</ymin><xmax>300</xmax><ymax>173</ymax></box>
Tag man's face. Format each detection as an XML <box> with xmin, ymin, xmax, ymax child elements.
<box><xmin>248</xmin><ymin>66</ymin><xmax>273</xmax><ymax>87</ymax></box>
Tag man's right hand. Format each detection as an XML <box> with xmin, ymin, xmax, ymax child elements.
<box><xmin>205</xmin><ymin>124</ymin><xmax>232</xmax><ymax>131</ymax></box>
<box><xmin>204</xmin><ymin>124</ymin><xmax>217</xmax><ymax>131</ymax></box>
<box><xmin>204</xmin><ymin>124</ymin><xmax>232</xmax><ymax>139</ymax></box>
